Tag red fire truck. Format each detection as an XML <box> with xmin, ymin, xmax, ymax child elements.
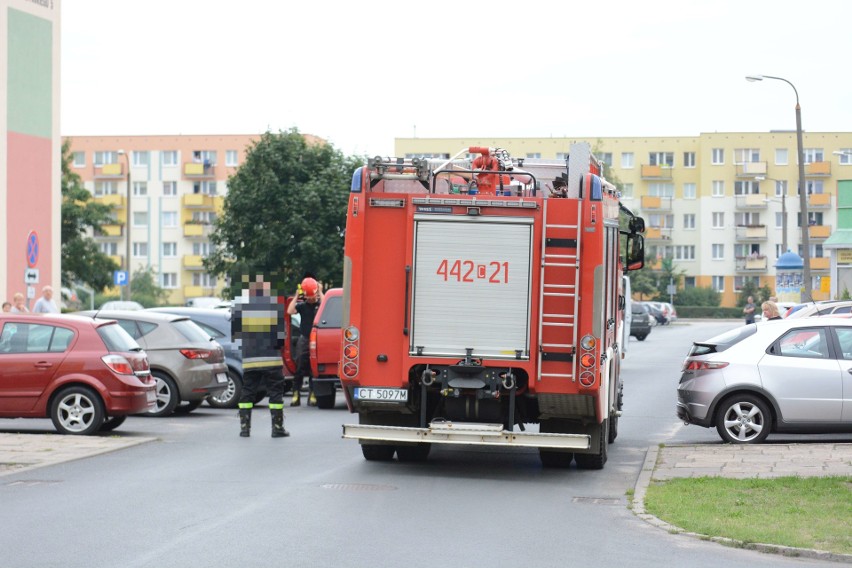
<box><xmin>339</xmin><ymin>143</ymin><xmax>645</xmax><ymax>468</ymax></box>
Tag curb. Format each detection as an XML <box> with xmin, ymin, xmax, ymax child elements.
<box><xmin>632</xmin><ymin>445</ymin><xmax>852</xmax><ymax>564</ymax></box>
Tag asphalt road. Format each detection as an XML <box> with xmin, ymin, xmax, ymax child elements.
<box><xmin>0</xmin><ymin>321</ymin><xmax>844</xmax><ymax>567</ymax></box>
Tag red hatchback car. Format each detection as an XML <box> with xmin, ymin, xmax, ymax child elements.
<box><xmin>0</xmin><ymin>314</ymin><xmax>155</xmax><ymax>435</ymax></box>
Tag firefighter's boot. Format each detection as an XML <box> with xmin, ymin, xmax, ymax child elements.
<box><xmin>238</xmin><ymin>406</ymin><xmax>252</xmax><ymax>438</ymax></box>
<box><xmin>270</xmin><ymin>406</ymin><xmax>289</xmax><ymax>438</ymax></box>
<box><xmin>308</xmin><ymin>391</ymin><xmax>317</xmax><ymax>407</ymax></box>
<box><xmin>290</xmin><ymin>390</ymin><xmax>301</xmax><ymax>407</ymax></box>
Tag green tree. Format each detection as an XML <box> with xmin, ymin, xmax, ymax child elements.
<box><xmin>630</xmin><ymin>265</ymin><xmax>658</xmax><ymax>300</ymax></box>
<box><xmin>61</xmin><ymin>139</ymin><xmax>119</xmax><ymax>291</ymax></box>
<box><xmin>130</xmin><ymin>266</ymin><xmax>170</xmax><ymax>307</ymax></box>
<box><xmin>738</xmin><ymin>280</ymin><xmax>762</xmax><ymax>307</ymax></box>
<box><xmin>205</xmin><ymin>129</ymin><xmax>361</xmax><ymax>297</ymax></box>
<box><xmin>675</xmin><ymin>286</ymin><xmax>721</xmax><ymax>307</ymax></box>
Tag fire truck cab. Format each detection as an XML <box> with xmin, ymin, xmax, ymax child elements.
<box><xmin>340</xmin><ymin>143</ymin><xmax>644</xmax><ymax>469</ymax></box>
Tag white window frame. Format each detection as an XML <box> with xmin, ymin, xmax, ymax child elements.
<box><xmin>683</xmin><ymin>152</ymin><xmax>696</xmax><ymax>168</ymax></box>
<box><xmin>775</xmin><ymin>180</ymin><xmax>788</xmax><ymax>197</ymax></box>
<box><xmin>162</xmin><ymin>242</ymin><xmax>177</xmax><ymax>257</ymax></box>
<box><xmin>734</xmin><ymin>148</ymin><xmax>760</xmax><ymax>164</ymax></box>
<box><xmin>163</xmin><ymin>181</ymin><xmax>177</xmax><ymax>196</ymax></box>
<box><xmin>683</xmin><ymin>213</ymin><xmax>695</xmax><ymax>230</ymax></box>
<box><xmin>94</xmin><ymin>181</ymin><xmax>118</xmax><ymax>196</ymax></box>
<box><xmin>132</xmin><ymin>242</ymin><xmax>148</xmax><ymax>257</ymax></box>
<box><xmin>132</xmin><ymin>181</ymin><xmax>147</xmax><ymax>196</ymax></box>
<box><xmin>838</xmin><ymin>149</ymin><xmax>852</xmax><ymax>165</ymax></box>
<box><xmin>620</xmin><ymin>152</ymin><xmax>634</xmax><ymax>169</ymax></box>
<box><xmin>712</xmin><ymin>244</ymin><xmax>724</xmax><ymax>260</ymax></box>
<box><xmin>775</xmin><ymin>148</ymin><xmax>788</xmax><ymax>165</ymax></box>
<box><xmin>712</xmin><ymin>212</ymin><xmax>725</xmax><ymax>229</ymax></box>
<box><xmin>162</xmin><ymin>211</ymin><xmax>178</xmax><ymax>228</ymax></box>
<box><xmin>620</xmin><ymin>183</ymin><xmax>633</xmax><ymax>199</ymax></box>
<box><xmin>711</xmin><ymin>148</ymin><xmax>724</xmax><ymax>165</ymax></box>
<box><xmin>712</xmin><ymin>275</ymin><xmax>725</xmax><ymax>292</ymax></box>
<box><xmin>803</xmin><ymin>148</ymin><xmax>824</xmax><ymax>164</ymax></box>
<box><xmin>132</xmin><ymin>211</ymin><xmax>148</xmax><ymax>227</ymax></box>
<box><xmin>162</xmin><ymin>151</ymin><xmax>178</xmax><ymax>166</ymax></box>
<box><xmin>226</xmin><ymin>150</ymin><xmax>238</xmax><ymax>167</ymax></box>
<box><xmin>161</xmin><ymin>273</ymin><xmax>178</xmax><ymax>289</ymax></box>
<box><xmin>73</xmin><ymin>152</ymin><xmax>85</xmax><ymax>168</ymax></box>
<box><xmin>712</xmin><ymin>180</ymin><xmax>724</xmax><ymax>197</ymax></box>
<box><xmin>132</xmin><ymin>151</ymin><xmax>149</xmax><ymax>167</ymax></box>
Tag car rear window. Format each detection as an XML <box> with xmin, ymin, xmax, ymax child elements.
<box><xmin>631</xmin><ymin>304</ymin><xmax>647</xmax><ymax>314</ymax></box>
<box><xmin>193</xmin><ymin>320</ymin><xmax>225</xmax><ymax>339</ymax></box>
<box><xmin>688</xmin><ymin>325</ymin><xmax>758</xmax><ymax>356</ymax></box>
<box><xmin>97</xmin><ymin>322</ymin><xmax>142</xmax><ymax>352</ymax></box>
<box><xmin>172</xmin><ymin>319</ymin><xmax>213</xmax><ymax>343</ymax></box>
<box><xmin>316</xmin><ymin>296</ymin><xmax>342</xmax><ymax>328</ymax></box>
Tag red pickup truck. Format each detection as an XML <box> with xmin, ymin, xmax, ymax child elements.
<box><xmin>308</xmin><ymin>287</ymin><xmax>342</xmax><ymax>409</ymax></box>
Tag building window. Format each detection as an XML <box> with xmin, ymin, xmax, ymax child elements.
<box><xmin>712</xmin><ymin>180</ymin><xmax>724</xmax><ymax>197</ymax></box>
<box><xmin>193</xmin><ymin>181</ymin><xmax>217</xmax><ymax>195</ymax></box>
<box><xmin>712</xmin><ymin>276</ymin><xmax>725</xmax><ymax>292</ymax></box>
<box><xmin>648</xmin><ymin>183</ymin><xmax>674</xmax><ymax>197</ymax></box>
<box><xmin>674</xmin><ymin>245</ymin><xmax>695</xmax><ymax>260</ymax></box>
<box><xmin>734</xmin><ymin>148</ymin><xmax>760</xmax><ymax>163</ymax></box>
<box><xmin>133</xmin><ymin>242</ymin><xmax>148</xmax><ymax>257</ymax></box>
<box><xmin>226</xmin><ymin>150</ymin><xmax>238</xmax><ymax>167</ymax></box>
<box><xmin>94</xmin><ymin>181</ymin><xmax>118</xmax><ymax>196</ymax></box>
<box><xmin>192</xmin><ymin>211</ymin><xmax>217</xmax><ymax>224</ymax></box>
<box><xmin>711</xmin><ymin>148</ymin><xmax>724</xmax><ymax>165</ymax></box>
<box><xmin>775</xmin><ymin>212</ymin><xmax>784</xmax><ymax>229</ymax></box>
<box><xmin>712</xmin><ymin>244</ymin><xmax>724</xmax><ymax>260</ymax></box>
<box><xmin>735</xmin><ymin>212</ymin><xmax>761</xmax><ymax>226</ymax></box>
<box><xmin>649</xmin><ymin>152</ymin><xmax>674</xmax><ymax>167</ymax></box>
<box><xmin>775</xmin><ymin>148</ymin><xmax>788</xmax><ymax>165</ymax></box>
<box><xmin>162</xmin><ymin>242</ymin><xmax>177</xmax><ymax>257</ymax></box>
<box><xmin>683</xmin><ymin>152</ymin><xmax>696</xmax><ymax>168</ymax></box>
<box><xmin>734</xmin><ymin>276</ymin><xmax>760</xmax><ymax>292</ymax></box>
<box><xmin>73</xmin><ymin>152</ymin><xmax>85</xmax><ymax>168</ymax></box>
<box><xmin>683</xmin><ymin>213</ymin><xmax>695</xmax><ymax>229</ymax></box>
<box><xmin>683</xmin><ymin>182</ymin><xmax>696</xmax><ymax>199</ymax></box>
<box><xmin>132</xmin><ymin>211</ymin><xmax>148</xmax><ymax>227</ymax></box>
<box><xmin>132</xmin><ymin>182</ymin><xmax>147</xmax><ymax>196</ymax></box>
<box><xmin>99</xmin><ymin>242</ymin><xmax>118</xmax><ymax>255</ymax></box>
<box><xmin>132</xmin><ymin>151</ymin><xmax>149</xmax><ymax>167</ymax></box>
<box><xmin>620</xmin><ymin>183</ymin><xmax>633</xmax><ymax>199</ymax></box>
<box><xmin>94</xmin><ymin>151</ymin><xmax>117</xmax><ymax>166</ymax></box>
<box><xmin>839</xmin><ymin>149</ymin><xmax>852</xmax><ymax>165</ymax></box>
<box><xmin>598</xmin><ymin>152</ymin><xmax>613</xmax><ymax>167</ymax></box>
<box><xmin>193</xmin><ymin>241</ymin><xmax>212</xmax><ymax>255</ymax></box>
<box><xmin>648</xmin><ymin>214</ymin><xmax>674</xmax><ymax>228</ymax></box>
<box><xmin>161</xmin><ymin>273</ymin><xmax>178</xmax><ymax>289</ymax></box>
<box><xmin>803</xmin><ymin>180</ymin><xmax>824</xmax><ymax>195</ymax></box>
<box><xmin>803</xmin><ymin>148</ymin><xmax>823</xmax><ymax>164</ymax></box>
<box><xmin>162</xmin><ymin>151</ymin><xmax>178</xmax><ymax>166</ymax></box>
<box><xmin>734</xmin><ymin>180</ymin><xmax>760</xmax><ymax>195</ymax></box>
<box><xmin>712</xmin><ymin>212</ymin><xmax>725</xmax><ymax>228</ymax></box>
<box><xmin>162</xmin><ymin>211</ymin><xmax>177</xmax><ymax>228</ymax></box>
<box><xmin>525</xmin><ymin>153</ymin><xmax>541</xmax><ymax>159</ymax></box>
<box><xmin>192</xmin><ymin>273</ymin><xmax>218</xmax><ymax>287</ymax></box>
<box><xmin>193</xmin><ymin>150</ymin><xmax>218</xmax><ymax>165</ymax></box>
<box><xmin>163</xmin><ymin>181</ymin><xmax>177</xmax><ymax>196</ymax></box>
<box><xmin>621</xmin><ymin>152</ymin><xmax>634</xmax><ymax>168</ymax></box>
<box><xmin>684</xmin><ymin>276</ymin><xmax>696</xmax><ymax>288</ymax></box>
<box><xmin>775</xmin><ymin>180</ymin><xmax>788</xmax><ymax>197</ymax></box>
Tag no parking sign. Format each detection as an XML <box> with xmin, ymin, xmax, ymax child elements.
<box><xmin>27</xmin><ymin>231</ymin><xmax>39</xmax><ymax>268</ymax></box>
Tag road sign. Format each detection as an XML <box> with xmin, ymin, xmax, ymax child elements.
<box><xmin>114</xmin><ymin>271</ymin><xmax>129</xmax><ymax>286</ymax></box>
<box><xmin>24</xmin><ymin>268</ymin><xmax>39</xmax><ymax>284</ymax></box>
<box><xmin>27</xmin><ymin>231</ymin><xmax>39</xmax><ymax>268</ymax></box>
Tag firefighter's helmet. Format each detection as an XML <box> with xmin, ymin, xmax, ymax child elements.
<box><xmin>301</xmin><ymin>277</ymin><xmax>318</xmax><ymax>298</ymax></box>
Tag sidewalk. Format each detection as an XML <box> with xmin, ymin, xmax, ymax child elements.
<box><xmin>0</xmin><ymin>433</ymin><xmax>157</xmax><ymax>477</ymax></box>
<box><xmin>633</xmin><ymin>442</ymin><xmax>852</xmax><ymax>564</ymax></box>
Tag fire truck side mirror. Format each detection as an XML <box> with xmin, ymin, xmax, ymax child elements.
<box><xmin>629</xmin><ymin>216</ymin><xmax>645</xmax><ymax>234</ymax></box>
<box><xmin>626</xmin><ymin>234</ymin><xmax>645</xmax><ymax>271</ymax></box>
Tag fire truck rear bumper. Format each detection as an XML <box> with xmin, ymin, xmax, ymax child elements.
<box><xmin>342</xmin><ymin>422</ymin><xmax>590</xmax><ymax>450</ymax></box>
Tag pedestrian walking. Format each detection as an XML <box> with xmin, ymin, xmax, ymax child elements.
<box><xmin>32</xmin><ymin>286</ymin><xmax>59</xmax><ymax>314</ymax></box>
<box><xmin>287</xmin><ymin>277</ymin><xmax>323</xmax><ymax>407</ymax></box>
<box><xmin>232</xmin><ymin>276</ymin><xmax>289</xmax><ymax>438</ymax></box>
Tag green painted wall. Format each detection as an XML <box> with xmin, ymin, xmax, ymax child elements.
<box><xmin>7</xmin><ymin>8</ymin><xmax>52</xmax><ymax>138</ymax></box>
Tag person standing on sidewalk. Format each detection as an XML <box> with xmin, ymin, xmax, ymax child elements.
<box><xmin>33</xmin><ymin>286</ymin><xmax>60</xmax><ymax>314</ymax></box>
<box><xmin>287</xmin><ymin>277</ymin><xmax>323</xmax><ymax>407</ymax></box>
<box><xmin>232</xmin><ymin>276</ymin><xmax>289</xmax><ymax>438</ymax></box>
<box><xmin>743</xmin><ymin>296</ymin><xmax>756</xmax><ymax>324</ymax></box>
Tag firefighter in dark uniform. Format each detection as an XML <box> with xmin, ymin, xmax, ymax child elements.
<box><xmin>287</xmin><ymin>277</ymin><xmax>323</xmax><ymax>406</ymax></box>
<box><xmin>232</xmin><ymin>276</ymin><xmax>289</xmax><ymax>438</ymax></box>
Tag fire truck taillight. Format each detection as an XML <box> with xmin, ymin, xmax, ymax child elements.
<box><xmin>342</xmin><ymin>326</ymin><xmax>360</xmax><ymax>379</ymax></box>
<box><xmin>578</xmin><ymin>372</ymin><xmax>595</xmax><ymax>387</ymax></box>
<box><xmin>580</xmin><ymin>335</ymin><xmax>597</xmax><ymax>351</ymax></box>
<box><xmin>579</xmin><ymin>353</ymin><xmax>596</xmax><ymax>368</ymax></box>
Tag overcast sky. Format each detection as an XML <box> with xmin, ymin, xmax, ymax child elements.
<box><xmin>61</xmin><ymin>0</ymin><xmax>852</xmax><ymax>157</ymax></box>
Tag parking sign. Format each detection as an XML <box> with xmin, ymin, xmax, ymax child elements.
<box><xmin>114</xmin><ymin>271</ymin><xmax>129</xmax><ymax>286</ymax></box>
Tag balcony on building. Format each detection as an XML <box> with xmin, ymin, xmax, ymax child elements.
<box><xmin>94</xmin><ymin>162</ymin><xmax>124</xmax><ymax>179</ymax></box>
<box><xmin>640</xmin><ymin>164</ymin><xmax>673</xmax><ymax>180</ymax></box>
<box><xmin>644</xmin><ymin>226</ymin><xmax>673</xmax><ymax>241</ymax></box>
<box><xmin>735</xmin><ymin>255</ymin><xmax>768</xmax><ymax>272</ymax></box>
<box><xmin>809</xmin><ymin>224</ymin><xmax>831</xmax><ymax>239</ymax></box>
<box><xmin>810</xmin><ymin>256</ymin><xmax>830</xmax><ymax>271</ymax></box>
<box><xmin>735</xmin><ymin>224</ymin><xmax>767</xmax><ymax>241</ymax></box>
<box><xmin>183</xmin><ymin>285</ymin><xmax>216</xmax><ymax>298</ymax></box>
<box><xmin>805</xmin><ymin>161</ymin><xmax>831</xmax><ymax>177</ymax></box>
<box><xmin>640</xmin><ymin>195</ymin><xmax>672</xmax><ymax>211</ymax></box>
<box><xmin>183</xmin><ymin>222</ymin><xmax>210</xmax><ymax>237</ymax></box>
<box><xmin>183</xmin><ymin>161</ymin><xmax>216</xmax><ymax>179</ymax></box>
<box><xmin>183</xmin><ymin>254</ymin><xmax>205</xmax><ymax>270</ymax></box>
<box><xmin>808</xmin><ymin>193</ymin><xmax>832</xmax><ymax>209</ymax></box>
<box><xmin>735</xmin><ymin>161</ymin><xmax>768</xmax><ymax>177</ymax></box>
<box><xmin>108</xmin><ymin>254</ymin><xmax>123</xmax><ymax>266</ymax></box>
<box><xmin>94</xmin><ymin>194</ymin><xmax>126</xmax><ymax>209</ymax></box>
<box><xmin>734</xmin><ymin>193</ymin><xmax>768</xmax><ymax>209</ymax></box>
<box><xmin>182</xmin><ymin>193</ymin><xmax>216</xmax><ymax>209</ymax></box>
<box><xmin>94</xmin><ymin>223</ymin><xmax>124</xmax><ymax>237</ymax></box>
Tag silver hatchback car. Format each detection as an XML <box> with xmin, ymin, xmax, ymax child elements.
<box><xmin>77</xmin><ymin>310</ymin><xmax>227</xmax><ymax>416</ymax></box>
<box><xmin>677</xmin><ymin>318</ymin><xmax>852</xmax><ymax>443</ymax></box>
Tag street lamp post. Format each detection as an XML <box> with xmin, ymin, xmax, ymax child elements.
<box><xmin>117</xmin><ymin>149</ymin><xmax>132</xmax><ymax>302</ymax></box>
<box><xmin>746</xmin><ymin>75</ymin><xmax>812</xmax><ymax>301</ymax></box>
<box><xmin>756</xmin><ymin>176</ymin><xmax>787</xmax><ymax>254</ymax></box>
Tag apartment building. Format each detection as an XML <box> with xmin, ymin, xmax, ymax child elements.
<box><xmin>65</xmin><ymin>134</ymin><xmax>259</xmax><ymax>305</ymax></box>
<box><xmin>395</xmin><ymin>133</ymin><xmax>852</xmax><ymax>307</ymax></box>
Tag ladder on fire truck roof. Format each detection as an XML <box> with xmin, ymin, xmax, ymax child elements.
<box><xmin>537</xmin><ymin>197</ymin><xmax>582</xmax><ymax>382</ymax></box>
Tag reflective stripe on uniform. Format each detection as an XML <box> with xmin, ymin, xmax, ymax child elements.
<box><xmin>243</xmin><ymin>357</ymin><xmax>284</xmax><ymax>369</ymax></box>
<box><xmin>238</xmin><ymin>402</ymin><xmax>253</xmax><ymax>409</ymax></box>
<box><xmin>269</xmin><ymin>403</ymin><xmax>284</xmax><ymax>410</ymax></box>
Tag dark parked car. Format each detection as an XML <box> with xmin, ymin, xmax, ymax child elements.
<box><xmin>0</xmin><ymin>314</ymin><xmax>155</xmax><ymax>435</ymax></box>
<box><xmin>630</xmin><ymin>302</ymin><xmax>653</xmax><ymax>341</ymax></box>
<box><xmin>77</xmin><ymin>310</ymin><xmax>227</xmax><ymax>416</ymax></box>
<box><xmin>677</xmin><ymin>318</ymin><xmax>852</xmax><ymax>443</ymax></box>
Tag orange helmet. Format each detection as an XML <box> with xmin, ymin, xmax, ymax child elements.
<box><xmin>301</xmin><ymin>277</ymin><xmax>318</xmax><ymax>298</ymax></box>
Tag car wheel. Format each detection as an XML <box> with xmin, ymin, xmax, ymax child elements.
<box><xmin>607</xmin><ymin>412</ymin><xmax>618</xmax><ymax>444</ymax></box>
<box><xmin>715</xmin><ymin>394</ymin><xmax>771</xmax><ymax>444</ymax></box>
<box><xmin>396</xmin><ymin>443</ymin><xmax>431</xmax><ymax>462</ymax></box>
<box><xmin>635</xmin><ymin>333</ymin><xmax>647</xmax><ymax>341</ymax></box>
<box><xmin>207</xmin><ymin>370</ymin><xmax>241</xmax><ymax>409</ymax></box>
<box><xmin>315</xmin><ymin>392</ymin><xmax>336</xmax><ymax>409</ymax></box>
<box><xmin>147</xmin><ymin>372</ymin><xmax>180</xmax><ymax>417</ymax></box>
<box><xmin>173</xmin><ymin>400</ymin><xmax>202</xmax><ymax>414</ymax></box>
<box><xmin>100</xmin><ymin>415</ymin><xmax>127</xmax><ymax>432</ymax></box>
<box><xmin>361</xmin><ymin>444</ymin><xmax>395</xmax><ymax>461</ymax></box>
<box><xmin>49</xmin><ymin>386</ymin><xmax>105</xmax><ymax>435</ymax></box>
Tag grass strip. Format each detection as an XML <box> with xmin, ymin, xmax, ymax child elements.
<box><xmin>644</xmin><ymin>475</ymin><xmax>852</xmax><ymax>555</ymax></box>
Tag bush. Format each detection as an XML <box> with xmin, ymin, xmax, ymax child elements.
<box><xmin>675</xmin><ymin>306</ymin><xmax>744</xmax><ymax>319</ymax></box>
<box><xmin>673</xmin><ymin>287</ymin><xmax>720</xmax><ymax>307</ymax></box>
